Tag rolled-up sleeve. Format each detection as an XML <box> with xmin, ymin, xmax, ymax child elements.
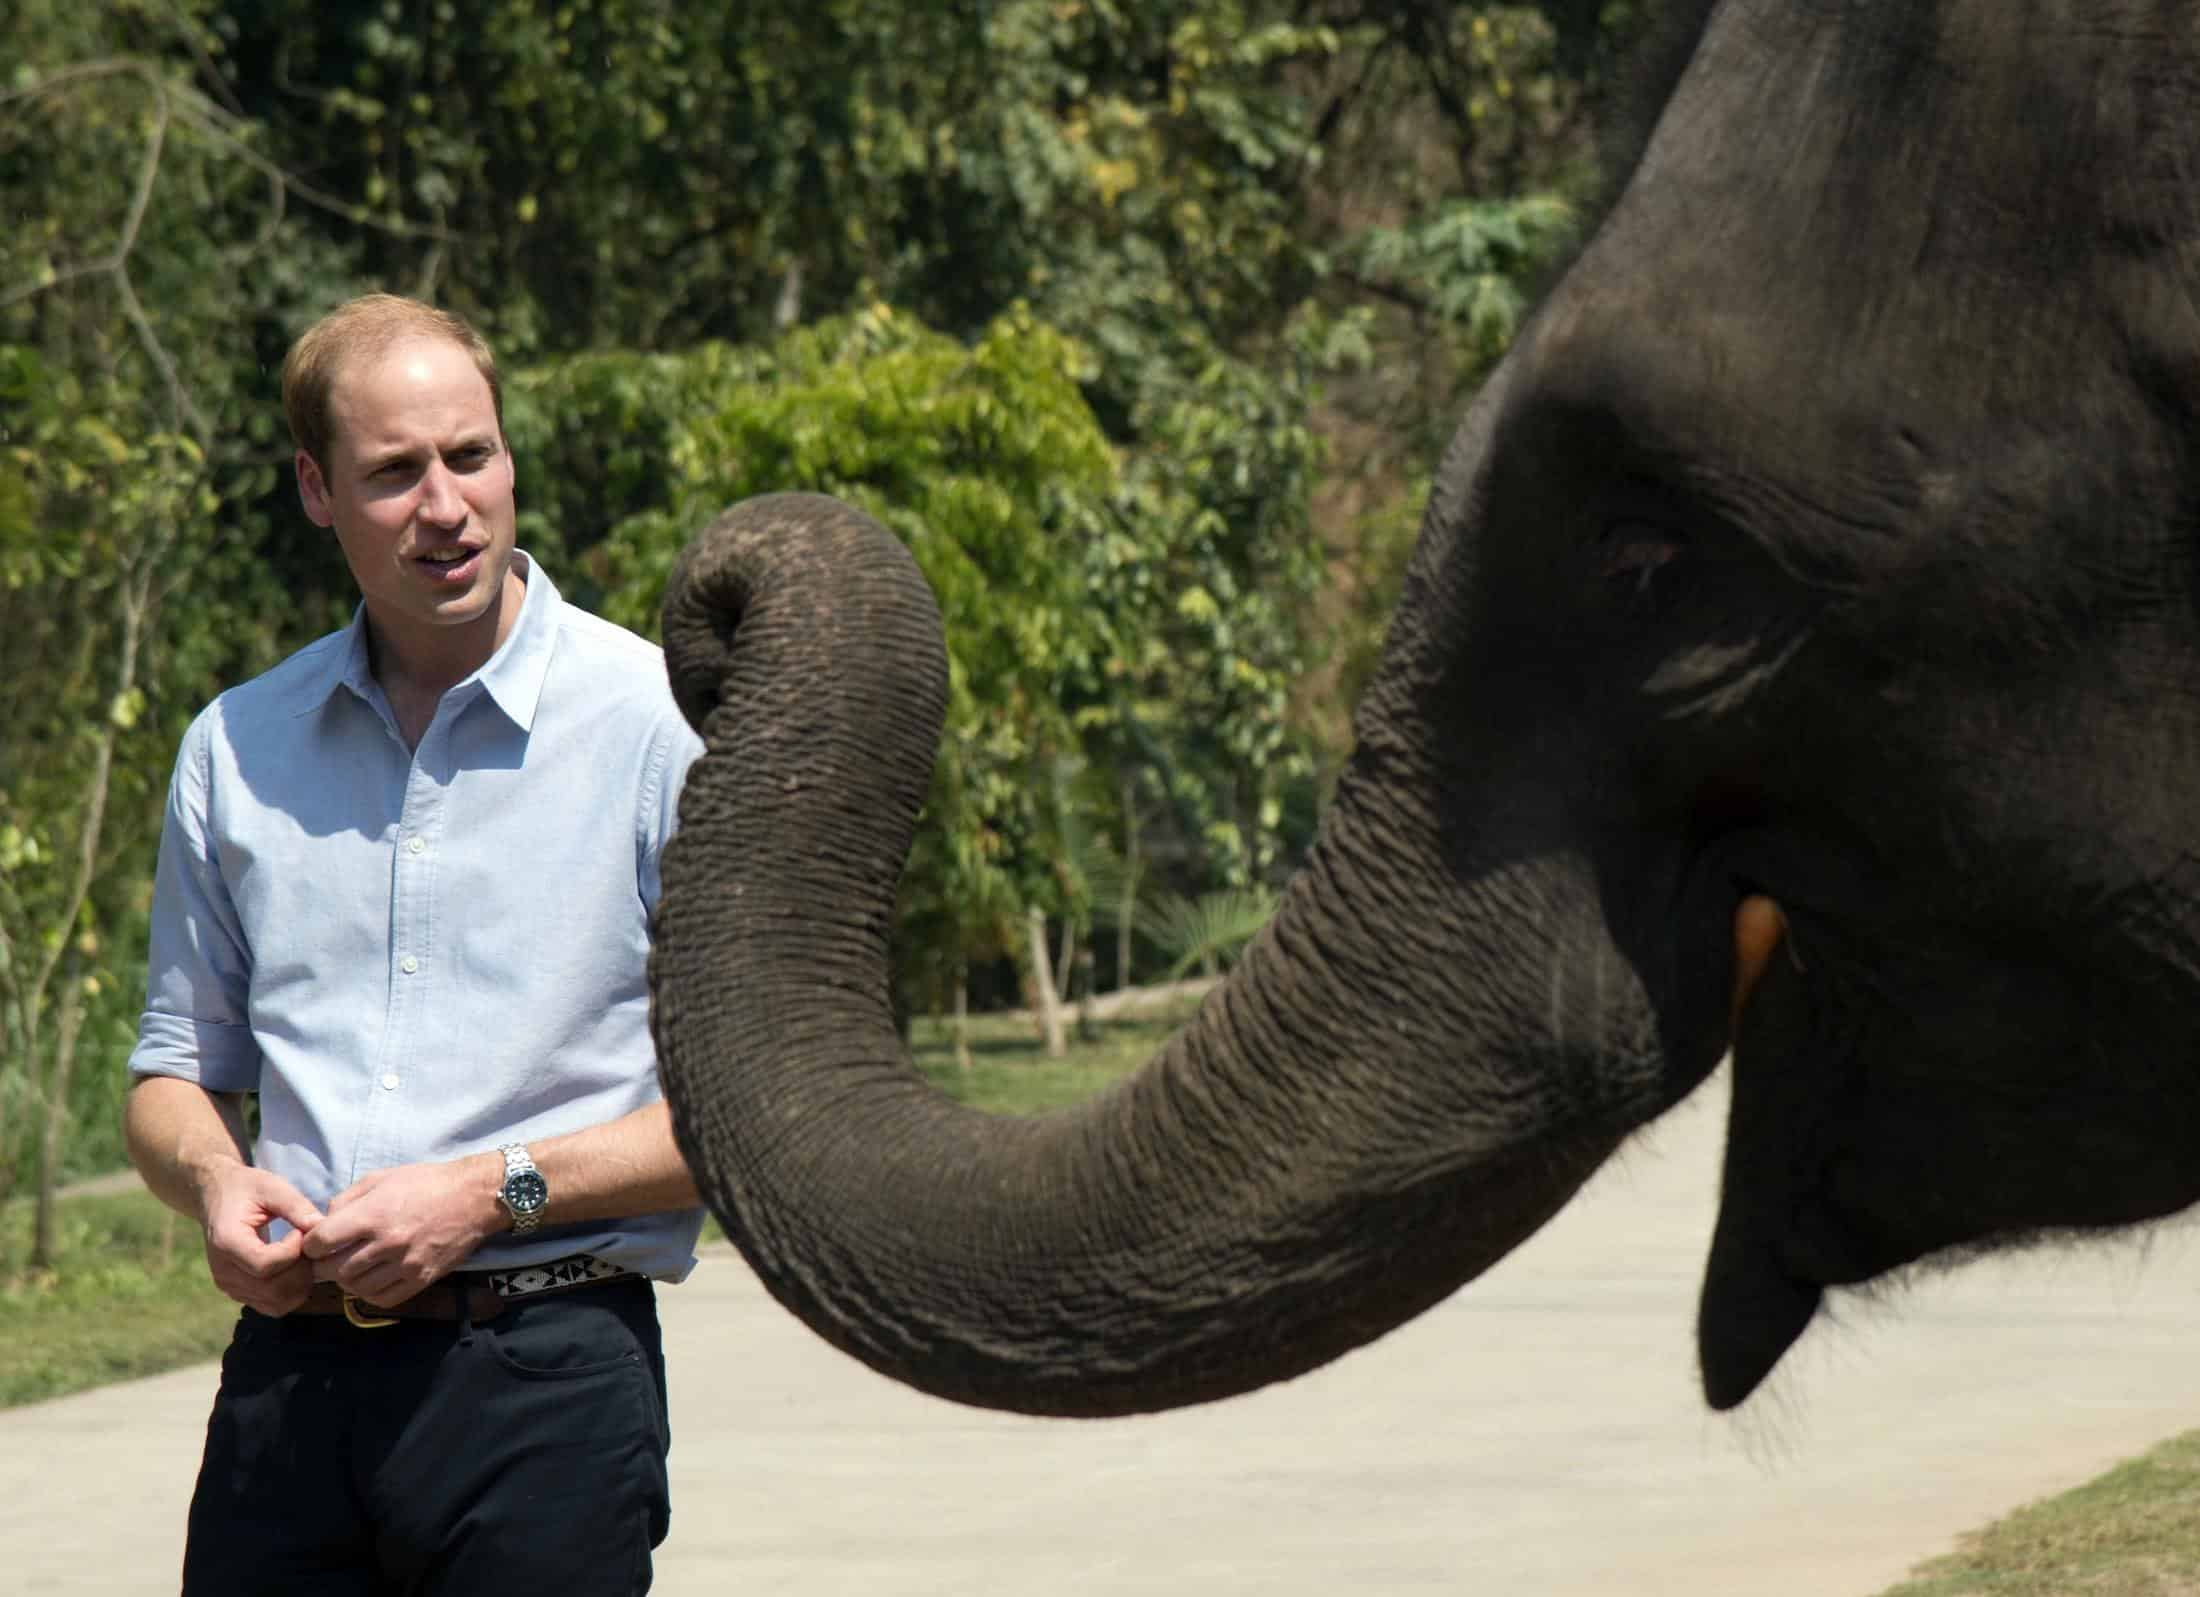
<box><xmin>128</xmin><ymin>714</ymin><xmax>262</xmax><ymax>1091</ymax></box>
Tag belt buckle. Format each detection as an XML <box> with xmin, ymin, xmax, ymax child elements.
<box><xmin>342</xmin><ymin>1294</ymin><xmax>399</xmax><ymax>1329</ymax></box>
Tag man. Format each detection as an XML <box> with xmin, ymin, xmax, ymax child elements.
<box><xmin>125</xmin><ymin>293</ymin><xmax>706</xmax><ymax>1594</ymax></box>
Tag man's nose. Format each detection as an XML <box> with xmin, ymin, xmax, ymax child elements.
<box><xmin>418</xmin><ymin>462</ymin><xmax>466</xmax><ymax>525</ymax></box>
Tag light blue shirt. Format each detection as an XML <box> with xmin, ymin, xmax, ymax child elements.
<box><xmin>129</xmin><ymin>553</ymin><xmax>707</xmax><ymax>1281</ymax></box>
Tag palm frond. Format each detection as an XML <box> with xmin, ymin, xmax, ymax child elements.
<box><xmin>1147</xmin><ymin>886</ymin><xmax>1279</xmax><ymax>981</ymax></box>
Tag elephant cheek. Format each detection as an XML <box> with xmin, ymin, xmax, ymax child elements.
<box><xmin>1697</xmin><ymin>931</ymin><xmax>1832</xmax><ymax>1411</ymax></box>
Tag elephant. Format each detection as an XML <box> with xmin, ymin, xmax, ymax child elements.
<box><xmin>646</xmin><ymin>0</ymin><xmax>2200</xmax><ymax>1421</ymax></box>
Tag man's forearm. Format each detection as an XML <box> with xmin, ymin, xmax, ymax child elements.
<box><xmin>501</xmin><ymin>1100</ymin><xmax>701</xmax><ymax>1229</ymax></box>
<box><xmin>124</xmin><ymin>1076</ymin><xmax>253</xmax><ymax>1222</ymax></box>
<box><xmin>305</xmin><ymin>1101</ymin><xmax>702</xmax><ymax>1303</ymax></box>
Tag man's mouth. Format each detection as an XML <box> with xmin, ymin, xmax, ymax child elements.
<box><xmin>415</xmin><ymin>545</ymin><xmax>481</xmax><ymax>581</ymax></box>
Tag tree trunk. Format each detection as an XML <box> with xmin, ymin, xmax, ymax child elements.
<box><xmin>1026</xmin><ymin>907</ymin><xmax>1066</xmax><ymax>1059</ymax></box>
<box><xmin>1075</xmin><ymin>947</ymin><xmax>1098</xmax><ymax>1043</ymax></box>
<box><xmin>30</xmin><ymin>952</ymin><xmax>86</xmax><ymax>1271</ymax></box>
<box><xmin>0</xmin><ymin>982</ymin><xmax>29</xmax><ymax>1206</ymax></box>
<box><xmin>23</xmin><ymin>570</ymin><xmax>144</xmax><ymax>1273</ymax></box>
<box><xmin>1054</xmin><ymin>914</ymin><xmax>1078</xmax><ymax>1007</ymax></box>
<box><xmin>1117</xmin><ymin>776</ymin><xmax>1140</xmax><ymax>993</ymax></box>
<box><xmin>774</xmin><ymin>258</ymin><xmax>805</xmax><ymax>330</ymax></box>
<box><xmin>953</xmin><ymin>964</ymin><xmax>973</xmax><ymax>1072</ymax></box>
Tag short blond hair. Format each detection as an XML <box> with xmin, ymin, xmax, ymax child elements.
<box><xmin>281</xmin><ymin>294</ymin><xmax>502</xmax><ymax>467</ymax></box>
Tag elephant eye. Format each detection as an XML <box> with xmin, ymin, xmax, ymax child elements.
<box><xmin>1600</xmin><ymin>522</ymin><xmax>1685</xmax><ymax>600</ymax></box>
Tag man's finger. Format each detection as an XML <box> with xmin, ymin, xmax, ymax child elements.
<box><xmin>325</xmin><ymin>1168</ymin><xmax>390</xmax><ymax>1212</ymax></box>
<box><xmin>349</xmin><ymin>1269</ymin><xmax>423</xmax><ymax>1308</ymax></box>
<box><xmin>242</xmin><ymin>1229</ymin><xmax>307</xmax><ymax>1278</ymax></box>
<box><xmin>229</xmin><ymin>1168</ymin><xmax>326</xmax><ymax>1234</ymax></box>
<box><xmin>206</xmin><ymin>1211</ymin><xmax>305</xmax><ymax>1281</ymax></box>
<box><xmin>309</xmin><ymin>1247</ymin><xmax>365</xmax><ymax>1282</ymax></box>
<box><xmin>299</xmin><ymin>1209</ymin><xmax>367</xmax><ymax>1259</ymax></box>
<box><xmin>265</xmin><ymin>1192</ymin><xmax>325</xmax><ymax>1233</ymax></box>
<box><xmin>258</xmin><ymin>1259</ymin><xmax>317</xmax><ymax>1316</ymax></box>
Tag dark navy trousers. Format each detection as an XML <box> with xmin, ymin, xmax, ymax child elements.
<box><xmin>181</xmin><ymin>1278</ymin><xmax>671</xmax><ymax>1595</ymax></box>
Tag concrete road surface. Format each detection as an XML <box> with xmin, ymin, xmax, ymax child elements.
<box><xmin>9</xmin><ymin>1066</ymin><xmax>2200</xmax><ymax>1595</ymax></box>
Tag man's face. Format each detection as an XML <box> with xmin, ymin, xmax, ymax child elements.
<box><xmin>297</xmin><ymin>334</ymin><xmax>517</xmax><ymax>646</ymax></box>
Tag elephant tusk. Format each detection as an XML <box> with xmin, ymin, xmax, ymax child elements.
<box><xmin>1730</xmin><ymin>895</ymin><xmax>1786</xmax><ymax>1041</ymax></box>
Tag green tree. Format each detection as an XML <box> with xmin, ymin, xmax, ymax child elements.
<box><xmin>579</xmin><ymin>306</ymin><xmax>1121</xmax><ymax>1028</ymax></box>
<box><xmin>0</xmin><ymin>352</ymin><xmax>276</xmax><ymax>1264</ymax></box>
<box><xmin>1</xmin><ymin>1</ymin><xmax>342</xmax><ymax>1257</ymax></box>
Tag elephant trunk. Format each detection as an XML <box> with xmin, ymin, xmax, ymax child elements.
<box><xmin>651</xmin><ymin>492</ymin><xmax>1649</xmax><ymax>1417</ymax></box>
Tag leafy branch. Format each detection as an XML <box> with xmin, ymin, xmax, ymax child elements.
<box><xmin>1</xmin><ymin>53</ymin><xmax>467</xmax><ymax>442</ymax></box>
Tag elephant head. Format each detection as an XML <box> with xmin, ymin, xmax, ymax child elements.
<box><xmin>649</xmin><ymin>0</ymin><xmax>2200</xmax><ymax>1417</ymax></box>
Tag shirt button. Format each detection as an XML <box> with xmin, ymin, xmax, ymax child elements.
<box><xmin>399</xmin><ymin>955</ymin><xmax>420</xmax><ymax>975</ymax></box>
<box><xmin>406</xmin><ymin>837</ymin><xmax>425</xmax><ymax>855</ymax></box>
<box><xmin>381</xmin><ymin>1073</ymin><xmax>401</xmax><ymax>1091</ymax></box>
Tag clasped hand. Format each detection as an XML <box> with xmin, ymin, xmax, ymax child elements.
<box><xmin>203</xmin><ymin>1156</ymin><xmax>498</xmax><ymax>1316</ymax></box>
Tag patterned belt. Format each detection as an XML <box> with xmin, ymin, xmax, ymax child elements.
<box><xmin>476</xmin><ymin>1252</ymin><xmax>631</xmax><ymax>1299</ymax></box>
<box><xmin>296</xmin><ymin>1252</ymin><xmax>634</xmax><ymax>1328</ymax></box>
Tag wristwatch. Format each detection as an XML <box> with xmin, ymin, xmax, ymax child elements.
<box><xmin>496</xmin><ymin>1143</ymin><xmax>549</xmax><ymax>1234</ymax></box>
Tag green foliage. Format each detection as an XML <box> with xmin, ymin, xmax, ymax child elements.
<box><xmin>0</xmin><ymin>8</ymin><xmax>316</xmax><ymax>1212</ymax></box>
<box><xmin>0</xmin><ymin>1188</ymin><xmax>237</xmax><ymax>1407</ymax></box>
<box><xmin>2</xmin><ymin>2</ymin><xmax>359</xmax><ymax>437</ymax></box>
<box><xmin>586</xmin><ymin>306</ymin><xmax>1120</xmax><ymax>1005</ymax></box>
<box><xmin>1093</xmin><ymin>322</ymin><xmax>1330</xmax><ymax>886</ymax></box>
<box><xmin>0</xmin><ymin>347</ymin><xmax>217</xmax><ymax>1206</ymax></box>
<box><xmin>1352</xmin><ymin>194</ymin><xmax>1579</xmax><ymax>376</ymax></box>
<box><xmin>596</xmin><ymin>303</ymin><xmax>1114</xmax><ymax>701</ymax></box>
<box><xmin>502</xmin><ymin>343</ymin><xmax>763</xmax><ymax>606</ymax></box>
<box><xmin>1146</xmin><ymin>886</ymin><xmax>1280</xmax><ymax>980</ymax></box>
<box><xmin>1327</xmin><ymin>479</ymin><xmax>1433</xmax><ymax>715</ymax></box>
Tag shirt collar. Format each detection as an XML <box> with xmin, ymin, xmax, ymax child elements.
<box><xmin>306</xmin><ymin>550</ymin><xmax>559</xmax><ymax>733</ymax></box>
<box><xmin>472</xmin><ymin>551</ymin><xmax>557</xmax><ymax>732</ymax></box>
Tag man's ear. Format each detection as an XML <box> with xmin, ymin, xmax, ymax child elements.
<box><xmin>296</xmin><ymin>449</ymin><xmax>334</xmax><ymax>528</ymax></box>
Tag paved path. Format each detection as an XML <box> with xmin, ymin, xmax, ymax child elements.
<box><xmin>9</xmin><ymin>1067</ymin><xmax>2200</xmax><ymax>1595</ymax></box>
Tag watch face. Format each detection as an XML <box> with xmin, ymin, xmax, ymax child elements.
<box><xmin>504</xmin><ymin>1170</ymin><xmax>549</xmax><ymax>1214</ymax></box>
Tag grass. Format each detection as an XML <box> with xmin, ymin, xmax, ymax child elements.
<box><xmin>907</xmin><ymin>1005</ymin><xmax>1194</xmax><ymax>1113</ymax></box>
<box><xmin>1874</xmin><ymin>1429</ymin><xmax>2200</xmax><ymax>1596</ymax></box>
<box><xmin>0</xmin><ymin>1000</ymin><xmax>1196</xmax><ymax>1411</ymax></box>
<box><xmin>0</xmin><ymin>1189</ymin><xmax>241</xmax><ymax>1409</ymax></box>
